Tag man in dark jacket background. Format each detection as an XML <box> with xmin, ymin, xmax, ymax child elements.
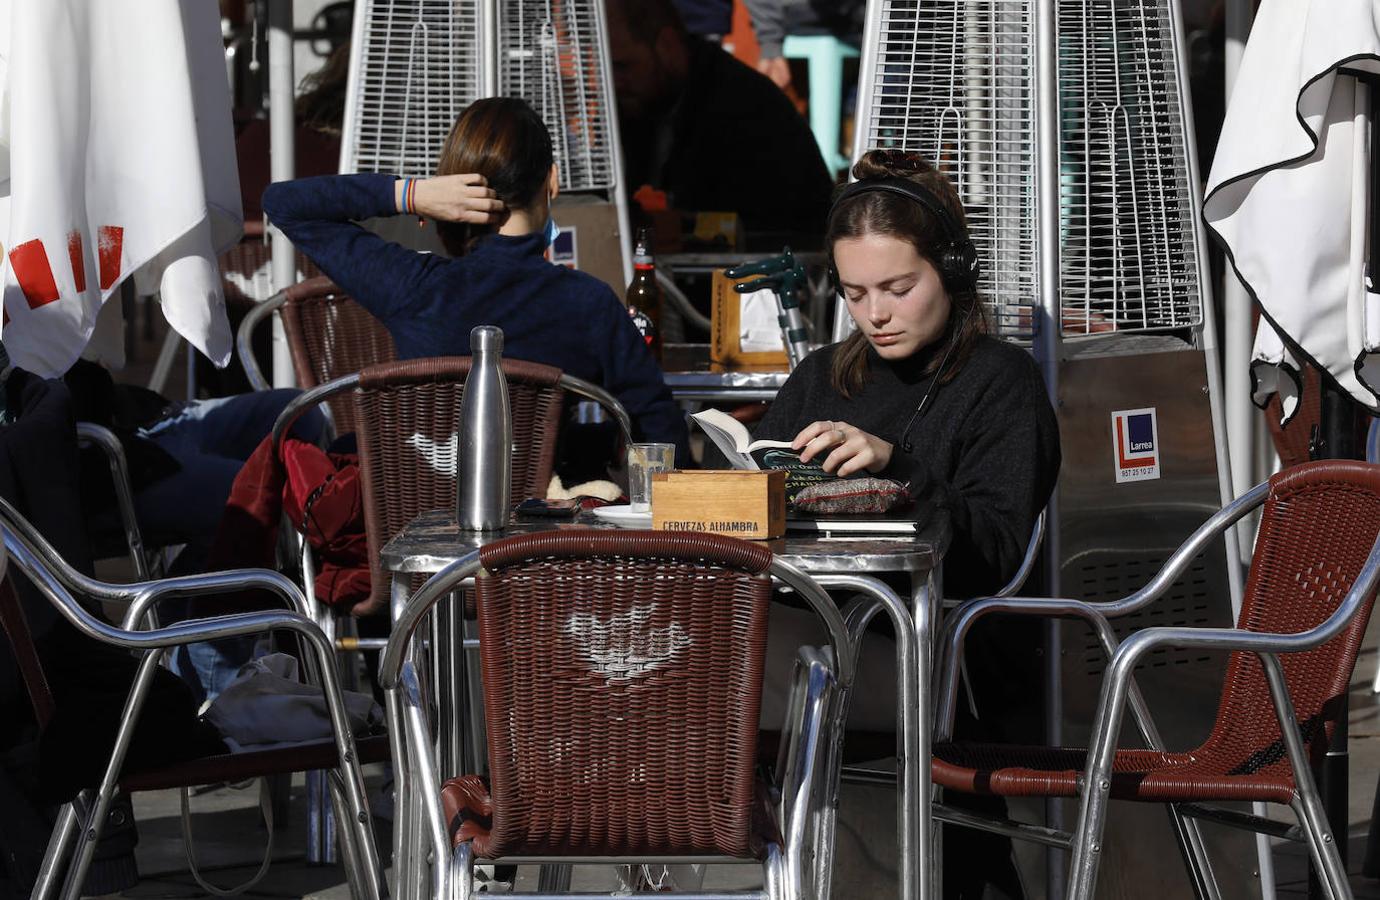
<box><xmin>605</xmin><ymin>0</ymin><xmax>834</xmax><ymax>248</ymax></box>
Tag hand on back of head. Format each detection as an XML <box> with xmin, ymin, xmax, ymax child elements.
<box><xmin>414</xmin><ymin>174</ymin><xmax>505</xmax><ymax>225</ymax></box>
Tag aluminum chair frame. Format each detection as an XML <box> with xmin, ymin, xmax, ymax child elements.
<box><xmin>377</xmin><ymin>539</ymin><xmax>856</xmax><ymax>900</ymax></box>
<box><xmin>0</xmin><ymin>496</ymin><xmax>385</xmax><ymax>900</ymax></box>
<box><xmin>74</xmin><ymin>422</ymin><xmax>154</xmax><ymax>580</ymax></box>
<box><xmin>929</xmin><ymin>478</ymin><xmax>1373</xmax><ymax>900</ymax></box>
<box><xmin>237</xmin><ymin>287</ymin><xmax>288</xmax><ymax>392</ymax></box>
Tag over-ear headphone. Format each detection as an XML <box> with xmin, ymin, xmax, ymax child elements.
<box><xmin>827</xmin><ymin>175</ymin><xmax>982</xmax><ymax>295</ymax></box>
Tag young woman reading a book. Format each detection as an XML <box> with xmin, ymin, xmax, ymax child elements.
<box><xmin>753</xmin><ymin>148</ymin><xmax>1060</xmax><ymax>599</ymax></box>
<box><xmin>753</xmin><ymin>149</ymin><xmax>1060</xmax><ymax>899</ymax></box>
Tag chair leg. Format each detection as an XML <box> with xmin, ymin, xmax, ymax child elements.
<box><xmin>810</xmin><ymin>673</ymin><xmax>847</xmax><ymax>900</ymax></box>
<box><xmin>763</xmin><ymin>842</ymin><xmax>788</xmax><ymax>900</ymax></box>
<box><xmin>1164</xmin><ymin>803</ymin><xmax>1223</xmax><ymax>900</ymax></box>
<box><xmin>30</xmin><ymin>801</ymin><xmax>80</xmax><ymax>900</ymax></box>
<box><xmin>453</xmin><ymin>842</ymin><xmax>474</xmax><ymax>900</ymax></box>
<box><xmin>328</xmin><ymin>771</ymin><xmax>367</xmax><ymax>900</ymax></box>
<box><xmin>1065</xmin><ymin>780</ymin><xmax>1113</xmax><ymax>900</ymax></box>
<box><xmin>1291</xmin><ymin>794</ymin><xmax>1352</xmax><ymax>900</ymax></box>
<box><xmin>58</xmin><ymin>653</ymin><xmax>166</xmax><ymax>900</ymax></box>
<box><xmin>1258</xmin><ymin>654</ymin><xmax>1350</xmax><ymax>899</ymax></box>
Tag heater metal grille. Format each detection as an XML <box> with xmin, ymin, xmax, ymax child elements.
<box><xmin>501</xmin><ymin>0</ymin><xmax>617</xmax><ymax>193</ymax></box>
<box><xmin>855</xmin><ymin>0</ymin><xmax>1204</xmax><ymax>338</ymax></box>
<box><xmin>343</xmin><ymin>0</ymin><xmax>617</xmax><ymax>196</ymax></box>
<box><xmin>857</xmin><ymin>0</ymin><xmax>1038</xmax><ymax>340</ymax></box>
<box><xmin>1056</xmin><ymin>0</ymin><xmax>1202</xmax><ymax>335</ymax></box>
<box><xmin>341</xmin><ymin>0</ymin><xmax>481</xmax><ymax>177</ymax></box>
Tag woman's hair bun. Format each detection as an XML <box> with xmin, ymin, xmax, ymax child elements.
<box><xmin>851</xmin><ymin>149</ymin><xmax>937</xmax><ymax>182</ymax></box>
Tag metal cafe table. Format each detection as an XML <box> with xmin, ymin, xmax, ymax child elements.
<box><xmin>381</xmin><ymin>509</ymin><xmax>951</xmax><ymax>900</ymax></box>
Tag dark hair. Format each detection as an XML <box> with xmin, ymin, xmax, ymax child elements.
<box><xmin>826</xmin><ymin>149</ymin><xmax>987</xmax><ymax>398</ymax></box>
<box><xmin>605</xmin><ymin>0</ymin><xmax>687</xmax><ymax>44</ymax></box>
<box><xmin>434</xmin><ymin>97</ymin><xmax>554</xmax><ymax>257</ymax></box>
<box><xmin>295</xmin><ymin>42</ymin><xmax>352</xmax><ymax>135</ymax></box>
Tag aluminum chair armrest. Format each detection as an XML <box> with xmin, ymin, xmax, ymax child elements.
<box><xmin>75</xmin><ymin>422</ymin><xmax>151</xmax><ymax>580</ymax></box>
<box><xmin>934</xmin><ymin>596</ymin><xmax>1118</xmax><ymax>740</ymax></box>
<box><xmin>558</xmin><ymin>373</ymin><xmax>636</xmax><ymax>449</ymax></box>
<box><xmin>237</xmin><ymin>289</ymin><xmax>288</xmax><ymax>392</ymax></box>
<box><xmin>270</xmin><ymin>372</ymin><xmax>359</xmax><ymax>456</ymax></box>
<box><xmin>1104</xmin><ymin>481</ymin><xmax>1268</xmax><ymax>617</ymax></box>
<box><xmin>0</xmin><ymin>494</ymin><xmax>309</xmax><ymax>621</ymax></box>
<box><xmin>1081</xmin><ymin>566</ymin><xmax>1380</xmax><ymax>816</ymax></box>
<box><xmin>118</xmin><ymin>568</ymin><xmax>312</xmax><ymax>630</ymax></box>
<box><xmin>771</xmin><ymin>557</ymin><xmax>854</xmax><ymax>688</ymax></box>
<box><xmin>993</xmin><ymin>509</ymin><xmax>1046</xmax><ymax>599</ymax></box>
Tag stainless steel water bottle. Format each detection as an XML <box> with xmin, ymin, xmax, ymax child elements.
<box><xmin>456</xmin><ymin>325</ymin><xmax>512</xmax><ymax>531</ymax></box>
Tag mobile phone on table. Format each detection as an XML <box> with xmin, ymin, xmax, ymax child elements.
<box><xmin>515</xmin><ymin>497</ymin><xmax>581</xmax><ymax>518</ymax></box>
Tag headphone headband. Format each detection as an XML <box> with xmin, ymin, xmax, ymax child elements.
<box><xmin>829</xmin><ymin>174</ymin><xmax>982</xmax><ymax>293</ymax></box>
<box><xmin>832</xmin><ymin>176</ymin><xmax>965</xmax><ymax>245</ymax></box>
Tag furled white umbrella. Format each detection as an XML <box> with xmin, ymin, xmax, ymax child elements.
<box><xmin>0</xmin><ymin>0</ymin><xmax>241</xmax><ymax>377</ymax></box>
<box><xmin>1203</xmin><ymin>0</ymin><xmax>1380</xmax><ymax>424</ymax></box>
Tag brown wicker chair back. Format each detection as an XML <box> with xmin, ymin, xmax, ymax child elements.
<box><xmin>470</xmin><ymin>530</ymin><xmax>774</xmax><ymax>860</ymax></box>
<box><xmin>279</xmin><ymin>276</ymin><xmax>396</xmax><ymax>435</ymax></box>
<box><xmin>217</xmin><ymin>220</ymin><xmax>322</xmax><ymax>305</ymax></box>
<box><xmin>1202</xmin><ymin>459</ymin><xmax>1380</xmax><ymax>786</ymax></box>
<box><xmin>353</xmin><ymin>357</ymin><xmax>566</xmax><ymax>610</ymax></box>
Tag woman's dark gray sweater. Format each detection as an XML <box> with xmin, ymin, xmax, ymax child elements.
<box><xmin>753</xmin><ymin>336</ymin><xmax>1060</xmax><ymax>598</ymax></box>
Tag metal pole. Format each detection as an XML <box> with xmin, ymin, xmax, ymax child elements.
<box><xmin>1312</xmin><ymin>385</ymin><xmax>1360</xmax><ymax>899</ymax></box>
<box><xmin>1033</xmin><ymin>0</ymin><xmax>1065</xmax><ymax>894</ymax></box>
<box><xmin>1222</xmin><ymin>0</ymin><xmax>1278</xmax><ymax>894</ymax></box>
<box><xmin>268</xmin><ymin>0</ymin><xmax>296</xmax><ymax>390</ymax></box>
<box><xmin>593</xmin><ymin>0</ymin><xmax>634</xmax><ymax>287</ymax></box>
<box><xmin>478</xmin><ymin>0</ymin><xmax>499</xmax><ymax>99</ymax></box>
<box><xmin>1223</xmin><ymin>0</ymin><xmax>1256</xmax><ymax>555</ymax></box>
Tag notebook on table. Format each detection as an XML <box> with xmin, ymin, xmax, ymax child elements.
<box><xmin>784</xmin><ymin>514</ymin><xmax>920</xmax><ymax>534</ymax></box>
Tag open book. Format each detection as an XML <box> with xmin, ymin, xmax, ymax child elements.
<box><xmin>690</xmin><ymin>409</ymin><xmax>838</xmax><ymax>503</ymax></box>
<box><xmin>690</xmin><ymin>408</ymin><xmax>791</xmax><ymax>470</ymax></box>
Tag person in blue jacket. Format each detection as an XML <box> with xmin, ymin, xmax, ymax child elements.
<box><xmin>262</xmin><ymin>97</ymin><xmax>689</xmax><ymax>463</ymax></box>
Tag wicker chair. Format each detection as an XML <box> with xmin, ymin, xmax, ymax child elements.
<box><xmin>929</xmin><ymin>460</ymin><xmax>1380</xmax><ymax>900</ymax></box>
<box><xmin>378</xmin><ymin>529</ymin><xmax>854</xmax><ymax>900</ymax></box>
<box><xmin>237</xmin><ymin>276</ymin><xmax>397</xmax><ymax>436</ymax></box>
<box><xmin>0</xmin><ymin>495</ymin><xmax>387</xmax><ymax>900</ymax></box>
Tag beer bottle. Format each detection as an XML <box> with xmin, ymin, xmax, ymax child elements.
<box><xmin>625</xmin><ymin>226</ymin><xmax>664</xmax><ymax>361</ymax></box>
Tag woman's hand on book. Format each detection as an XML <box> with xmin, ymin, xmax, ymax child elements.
<box><xmin>402</xmin><ymin>174</ymin><xmax>505</xmax><ymax>224</ymax></box>
<box><xmin>792</xmin><ymin>420</ymin><xmax>893</xmax><ymax>477</ymax></box>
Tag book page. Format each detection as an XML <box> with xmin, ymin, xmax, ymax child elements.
<box><xmin>690</xmin><ymin>409</ymin><xmax>757</xmax><ymax>469</ymax></box>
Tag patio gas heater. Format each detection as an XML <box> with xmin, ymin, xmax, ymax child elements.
<box><xmin>854</xmin><ymin>0</ymin><xmax>1258</xmax><ymax>895</ymax></box>
<box><xmin>339</xmin><ymin>0</ymin><xmax>632</xmax><ymax>290</ymax></box>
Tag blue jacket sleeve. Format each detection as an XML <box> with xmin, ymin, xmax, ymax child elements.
<box><xmin>592</xmin><ymin>297</ymin><xmax>690</xmax><ymax>462</ymax></box>
<box><xmin>261</xmin><ymin>174</ymin><xmax>441</xmax><ymax>325</ymax></box>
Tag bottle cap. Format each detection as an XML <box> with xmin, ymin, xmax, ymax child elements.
<box><xmin>470</xmin><ymin>325</ymin><xmax>505</xmax><ymax>354</ymax></box>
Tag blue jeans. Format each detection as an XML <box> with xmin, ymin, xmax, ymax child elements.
<box><xmin>141</xmin><ymin>389</ymin><xmax>325</xmax><ymax>705</ymax></box>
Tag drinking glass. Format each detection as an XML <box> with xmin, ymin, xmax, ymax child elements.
<box><xmin>627</xmin><ymin>442</ymin><xmax>675</xmax><ymax>514</ymax></box>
